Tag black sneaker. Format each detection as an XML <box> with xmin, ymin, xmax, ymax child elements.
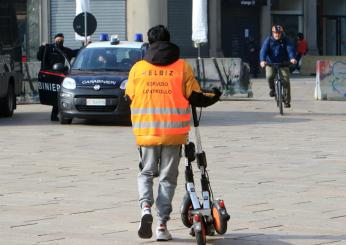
<box><xmin>284</xmin><ymin>102</ymin><xmax>291</xmax><ymax>108</ymax></box>
<box><xmin>138</xmin><ymin>205</ymin><xmax>153</xmax><ymax>239</ymax></box>
<box><xmin>269</xmin><ymin>90</ymin><xmax>276</xmax><ymax>97</ymax></box>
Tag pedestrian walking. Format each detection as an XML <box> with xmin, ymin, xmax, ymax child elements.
<box><xmin>125</xmin><ymin>25</ymin><xmax>221</xmax><ymax>241</ymax></box>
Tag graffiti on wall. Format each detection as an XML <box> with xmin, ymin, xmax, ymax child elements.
<box><xmin>18</xmin><ymin>62</ymin><xmax>40</xmax><ymax>104</ymax></box>
<box><xmin>185</xmin><ymin>58</ymin><xmax>253</xmax><ymax>98</ymax></box>
<box><xmin>315</xmin><ymin>60</ymin><xmax>346</xmax><ymax>100</ymax></box>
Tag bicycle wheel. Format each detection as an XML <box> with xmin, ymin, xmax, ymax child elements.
<box><xmin>275</xmin><ymin>80</ymin><xmax>279</xmax><ymax>107</ymax></box>
<box><xmin>195</xmin><ymin>220</ymin><xmax>207</xmax><ymax>245</ymax></box>
<box><xmin>180</xmin><ymin>193</ymin><xmax>193</xmax><ymax>228</ymax></box>
<box><xmin>277</xmin><ymin>80</ymin><xmax>284</xmax><ymax>115</ymax></box>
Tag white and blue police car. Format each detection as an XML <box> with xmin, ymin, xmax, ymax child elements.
<box><xmin>58</xmin><ymin>34</ymin><xmax>148</xmax><ymax>124</ymax></box>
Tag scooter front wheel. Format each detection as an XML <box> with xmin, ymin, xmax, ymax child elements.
<box><xmin>180</xmin><ymin>193</ymin><xmax>193</xmax><ymax>228</ymax></box>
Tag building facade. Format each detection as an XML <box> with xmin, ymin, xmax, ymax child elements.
<box><xmin>14</xmin><ymin>0</ymin><xmax>127</xmax><ymax>61</ymax></box>
<box><xmin>13</xmin><ymin>0</ymin><xmax>346</xmax><ymax>62</ymax></box>
<box><xmin>167</xmin><ymin>0</ymin><xmax>346</xmax><ymax>59</ymax></box>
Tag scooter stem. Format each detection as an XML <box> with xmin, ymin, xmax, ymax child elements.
<box><xmin>191</xmin><ymin>106</ymin><xmax>199</xmax><ymax>128</ymax></box>
<box><xmin>191</xmin><ymin>106</ymin><xmax>203</xmax><ymax>154</ymax></box>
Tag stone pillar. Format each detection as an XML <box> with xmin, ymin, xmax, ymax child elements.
<box><xmin>27</xmin><ymin>0</ymin><xmax>41</xmax><ymax>61</ymax></box>
<box><xmin>304</xmin><ymin>0</ymin><xmax>318</xmax><ymax>54</ymax></box>
<box><xmin>209</xmin><ymin>0</ymin><xmax>223</xmax><ymax>57</ymax></box>
<box><xmin>127</xmin><ymin>0</ymin><xmax>167</xmax><ymax>42</ymax></box>
<box><xmin>40</xmin><ymin>0</ymin><xmax>50</xmax><ymax>45</ymax></box>
<box><xmin>260</xmin><ymin>0</ymin><xmax>271</xmax><ymax>42</ymax></box>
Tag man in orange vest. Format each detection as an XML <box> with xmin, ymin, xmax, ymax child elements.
<box><xmin>125</xmin><ymin>25</ymin><xmax>221</xmax><ymax>241</ymax></box>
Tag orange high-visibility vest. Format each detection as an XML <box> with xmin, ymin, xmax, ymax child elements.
<box><xmin>130</xmin><ymin>59</ymin><xmax>190</xmax><ymax>136</ymax></box>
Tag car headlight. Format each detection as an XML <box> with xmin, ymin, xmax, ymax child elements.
<box><xmin>120</xmin><ymin>79</ymin><xmax>128</xmax><ymax>90</ymax></box>
<box><xmin>62</xmin><ymin>77</ymin><xmax>76</xmax><ymax>90</ymax></box>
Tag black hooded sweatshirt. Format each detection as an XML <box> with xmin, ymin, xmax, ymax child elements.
<box><xmin>143</xmin><ymin>41</ymin><xmax>220</xmax><ymax>107</ymax></box>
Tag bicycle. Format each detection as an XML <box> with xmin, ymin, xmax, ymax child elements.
<box><xmin>271</xmin><ymin>63</ymin><xmax>289</xmax><ymax>115</ymax></box>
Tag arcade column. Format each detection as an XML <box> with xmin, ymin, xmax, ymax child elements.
<box><xmin>27</xmin><ymin>0</ymin><xmax>40</xmax><ymax>61</ymax></box>
<box><xmin>304</xmin><ymin>0</ymin><xmax>318</xmax><ymax>54</ymax></box>
<box><xmin>127</xmin><ymin>0</ymin><xmax>168</xmax><ymax>42</ymax></box>
<box><xmin>209</xmin><ymin>0</ymin><xmax>223</xmax><ymax>57</ymax></box>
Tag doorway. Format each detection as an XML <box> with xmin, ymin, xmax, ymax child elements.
<box><xmin>221</xmin><ymin>0</ymin><xmax>260</xmax><ymax>60</ymax></box>
<box><xmin>322</xmin><ymin>16</ymin><xmax>346</xmax><ymax>55</ymax></box>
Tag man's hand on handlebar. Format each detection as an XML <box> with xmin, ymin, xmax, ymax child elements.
<box><xmin>290</xmin><ymin>59</ymin><xmax>297</xmax><ymax>65</ymax></box>
<box><xmin>260</xmin><ymin>61</ymin><xmax>267</xmax><ymax>68</ymax></box>
<box><xmin>212</xmin><ymin>87</ymin><xmax>222</xmax><ymax>99</ymax></box>
<box><xmin>261</xmin><ymin>60</ymin><xmax>297</xmax><ymax>68</ymax></box>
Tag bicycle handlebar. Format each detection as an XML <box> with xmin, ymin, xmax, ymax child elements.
<box><xmin>267</xmin><ymin>62</ymin><xmax>290</xmax><ymax>68</ymax></box>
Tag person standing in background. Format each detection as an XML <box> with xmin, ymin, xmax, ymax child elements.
<box><xmin>291</xmin><ymin>33</ymin><xmax>308</xmax><ymax>74</ymax></box>
<box><xmin>246</xmin><ymin>37</ymin><xmax>259</xmax><ymax>78</ymax></box>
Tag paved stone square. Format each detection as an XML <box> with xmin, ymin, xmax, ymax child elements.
<box><xmin>1</xmin><ymin>77</ymin><xmax>346</xmax><ymax>245</ymax></box>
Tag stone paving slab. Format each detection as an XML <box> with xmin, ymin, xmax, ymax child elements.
<box><xmin>1</xmin><ymin>77</ymin><xmax>346</xmax><ymax>245</ymax></box>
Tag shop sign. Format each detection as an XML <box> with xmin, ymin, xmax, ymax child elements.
<box><xmin>229</xmin><ymin>0</ymin><xmax>267</xmax><ymax>6</ymax></box>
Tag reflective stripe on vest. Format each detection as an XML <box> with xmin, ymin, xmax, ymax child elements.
<box><xmin>130</xmin><ymin>59</ymin><xmax>190</xmax><ymax>136</ymax></box>
<box><xmin>132</xmin><ymin>121</ymin><xmax>190</xmax><ymax>129</ymax></box>
<box><xmin>131</xmin><ymin>107</ymin><xmax>190</xmax><ymax>115</ymax></box>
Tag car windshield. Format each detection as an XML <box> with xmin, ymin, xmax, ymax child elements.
<box><xmin>71</xmin><ymin>47</ymin><xmax>142</xmax><ymax>72</ymax></box>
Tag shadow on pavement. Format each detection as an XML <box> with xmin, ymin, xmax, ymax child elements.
<box><xmin>1</xmin><ymin>110</ymin><xmax>320</xmax><ymax>128</ymax></box>
<box><xmin>199</xmin><ymin>111</ymin><xmax>311</xmax><ymax>127</ymax></box>
<box><xmin>0</xmin><ymin>112</ymin><xmax>51</xmax><ymax>126</ymax></box>
<box><xmin>1</xmin><ymin>110</ymin><xmax>310</xmax><ymax>127</ymax></box>
<box><xmin>210</xmin><ymin>233</ymin><xmax>346</xmax><ymax>245</ymax></box>
<box><xmin>0</xmin><ymin>112</ymin><xmax>131</xmax><ymax>127</ymax></box>
<box><xmin>140</xmin><ymin>238</ymin><xmax>197</xmax><ymax>244</ymax></box>
<box><xmin>288</xmin><ymin>112</ymin><xmax>346</xmax><ymax>117</ymax></box>
<box><xmin>81</xmin><ymin>118</ymin><xmax>132</xmax><ymax>126</ymax></box>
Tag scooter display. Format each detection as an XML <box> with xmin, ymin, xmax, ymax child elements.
<box><xmin>180</xmin><ymin>106</ymin><xmax>230</xmax><ymax>245</ymax></box>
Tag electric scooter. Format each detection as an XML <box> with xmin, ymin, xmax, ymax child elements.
<box><xmin>180</xmin><ymin>106</ymin><xmax>230</xmax><ymax>245</ymax></box>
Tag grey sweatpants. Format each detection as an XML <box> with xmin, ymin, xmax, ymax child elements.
<box><xmin>138</xmin><ymin>145</ymin><xmax>181</xmax><ymax>224</ymax></box>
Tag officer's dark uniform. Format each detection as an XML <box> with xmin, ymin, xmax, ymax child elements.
<box><xmin>37</xmin><ymin>33</ymin><xmax>79</xmax><ymax>121</ymax></box>
<box><xmin>37</xmin><ymin>44</ymin><xmax>78</xmax><ymax>69</ymax></box>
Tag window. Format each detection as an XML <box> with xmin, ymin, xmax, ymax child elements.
<box><xmin>271</xmin><ymin>0</ymin><xmax>304</xmax><ymax>42</ymax></box>
<box><xmin>72</xmin><ymin>47</ymin><xmax>142</xmax><ymax>72</ymax></box>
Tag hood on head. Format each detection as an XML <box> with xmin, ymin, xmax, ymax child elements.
<box><xmin>144</xmin><ymin>41</ymin><xmax>180</xmax><ymax>66</ymax></box>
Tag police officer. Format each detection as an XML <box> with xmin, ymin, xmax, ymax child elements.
<box><xmin>125</xmin><ymin>25</ymin><xmax>221</xmax><ymax>241</ymax></box>
<box><xmin>37</xmin><ymin>33</ymin><xmax>80</xmax><ymax>121</ymax></box>
<box><xmin>37</xmin><ymin>33</ymin><xmax>79</xmax><ymax>67</ymax></box>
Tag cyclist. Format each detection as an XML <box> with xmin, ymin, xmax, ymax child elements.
<box><xmin>260</xmin><ymin>25</ymin><xmax>297</xmax><ymax>108</ymax></box>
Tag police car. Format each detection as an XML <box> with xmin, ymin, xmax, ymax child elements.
<box><xmin>58</xmin><ymin>35</ymin><xmax>148</xmax><ymax>124</ymax></box>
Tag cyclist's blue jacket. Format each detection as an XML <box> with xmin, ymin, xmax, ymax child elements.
<box><xmin>259</xmin><ymin>35</ymin><xmax>296</xmax><ymax>64</ymax></box>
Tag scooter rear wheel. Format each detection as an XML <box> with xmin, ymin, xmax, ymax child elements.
<box><xmin>180</xmin><ymin>193</ymin><xmax>193</xmax><ymax>228</ymax></box>
<box><xmin>212</xmin><ymin>204</ymin><xmax>228</xmax><ymax>235</ymax></box>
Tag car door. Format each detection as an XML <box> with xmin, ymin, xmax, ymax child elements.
<box><xmin>0</xmin><ymin>42</ymin><xmax>5</xmax><ymax>98</ymax></box>
<box><xmin>38</xmin><ymin>46</ymin><xmax>68</xmax><ymax>106</ymax></box>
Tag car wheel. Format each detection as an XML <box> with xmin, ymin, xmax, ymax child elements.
<box><xmin>117</xmin><ymin>115</ymin><xmax>132</xmax><ymax>126</ymax></box>
<box><xmin>60</xmin><ymin>116</ymin><xmax>73</xmax><ymax>125</ymax></box>
<box><xmin>0</xmin><ymin>84</ymin><xmax>15</xmax><ymax>117</ymax></box>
